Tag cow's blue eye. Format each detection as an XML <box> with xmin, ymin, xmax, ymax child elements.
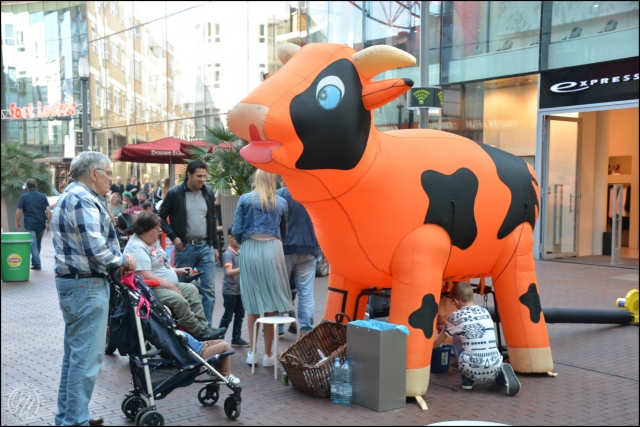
<box><xmin>317</xmin><ymin>85</ymin><xmax>342</xmax><ymax>110</ymax></box>
<box><xmin>316</xmin><ymin>75</ymin><xmax>345</xmax><ymax>111</ymax></box>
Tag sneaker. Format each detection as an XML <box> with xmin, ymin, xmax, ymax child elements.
<box><xmin>263</xmin><ymin>354</ymin><xmax>275</xmax><ymax>367</ymax></box>
<box><xmin>231</xmin><ymin>338</ymin><xmax>250</xmax><ymax>347</ymax></box>
<box><xmin>217</xmin><ymin>374</ymin><xmax>241</xmax><ymax>385</ymax></box>
<box><xmin>501</xmin><ymin>363</ymin><xmax>521</xmax><ymax>396</ymax></box>
<box><xmin>246</xmin><ymin>351</ymin><xmax>255</xmax><ymax>365</ymax></box>
<box><xmin>461</xmin><ymin>374</ymin><xmax>476</xmax><ymax>390</ymax></box>
<box><xmin>31</xmin><ymin>266</ymin><xmax>41</xmax><ymax>270</ymax></box>
<box><xmin>197</xmin><ymin>327</ymin><xmax>227</xmax><ymax>341</ymax></box>
<box><xmin>288</xmin><ymin>323</ymin><xmax>298</xmax><ymax>334</ymax></box>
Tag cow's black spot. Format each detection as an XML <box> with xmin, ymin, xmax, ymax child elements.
<box><xmin>290</xmin><ymin>59</ymin><xmax>370</xmax><ymax>170</ymax></box>
<box><xmin>475</xmin><ymin>142</ymin><xmax>538</xmax><ymax>239</ymax></box>
<box><xmin>409</xmin><ymin>294</ymin><xmax>439</xmax><ymax>339</ymax></box>
<box><xmin>519</xmin><ymin>283</ymin><xmax>542</xmax><ymax>324</ymax></box>
<box><xmin>421</xmin><ymin>168</ymin><xmax>478</xmax><ymax>250</ymax></box>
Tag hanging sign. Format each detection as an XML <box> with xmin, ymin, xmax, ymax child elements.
<box><xmin>408</xmin><ymin>87</ymin><xmax>444</xmax><ymax>110</ymax></box>
<box><xmin>540</xmin><ymin>58</ymin><xmax>639</xmax><ymax>109</ymax></box>
<box><xmin>9</xmin><ymin>101</ymin><xmax>77</xmax><ymax>120</ymax></box>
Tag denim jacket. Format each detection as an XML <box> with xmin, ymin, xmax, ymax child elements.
<box><xmin>232</xmin><ymin>192</ymin><xmax>288</xmax><ymax>244</ymax></box>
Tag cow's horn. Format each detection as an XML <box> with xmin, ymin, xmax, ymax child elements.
<box><xmin>278</xmin><ymin>42</ymin><xmax>301</xmax><ymax>65</ymax></box>
<box><xmin>353</xmin><ymin>45</ymin><xmax>416</xmax><ymax>79</ymax></box>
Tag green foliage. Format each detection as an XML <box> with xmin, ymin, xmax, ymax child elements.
<box><xmin>1</xmin><ymin>143</ymin><xmax>54</xmax><ymax>201</ymax></box>
<box><xmin>183</xmin><ymin>123</ymin><xmax>256</xmax><ymax>195</ymax></box>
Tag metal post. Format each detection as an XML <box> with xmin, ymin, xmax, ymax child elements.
<box><xmin>81</xmin><ymin>78</ymin><xmax>89</xmax><ymax>151</ymax></box>
<box><xmin>419</xmin><ymin>1</ymin><xmax>430</xmax><ymax>129</ymax></box>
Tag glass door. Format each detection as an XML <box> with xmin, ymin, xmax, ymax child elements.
<box><xmin>541</xmin><ymin>115</ymin><xmax>581</xmax><ymax>259</ymax></box>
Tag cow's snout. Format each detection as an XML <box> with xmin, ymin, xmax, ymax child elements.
<box><xmin>228</xmin><ymin>103</ymin><xmax>270</xmax><ymax>142</ymax></box>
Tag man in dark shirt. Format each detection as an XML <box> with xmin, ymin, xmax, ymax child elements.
<box><xmin>110</xmin><ymin>175</ymin><xmax>125</xmax><ymax>197</ymax></box>
<box><xmin>15</xmin><ymin>178</ymin><xmax>51</xmax><ymax>270</ymax></box>
<box><xmin>126</xmin><ymin>175</ymin><xmax>140</xmax><ymax>205</ymax></box>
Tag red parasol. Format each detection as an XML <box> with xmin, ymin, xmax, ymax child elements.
<box><xmin>114</xmin><ymin>137</ymin><xmax>210</xmax><ymax>164</ymax></box>
<box><xmin>179</xmin><ymin>140</ymin><xmax>234</xmax><ymax>155</ymax></box>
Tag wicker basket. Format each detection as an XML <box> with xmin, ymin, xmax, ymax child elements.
<box><xmin>278</xmin><ymin>314</ymin><xmax>349</xmax><ymax>397</ymax></box>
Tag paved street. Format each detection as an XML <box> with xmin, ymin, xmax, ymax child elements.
<box><xmin>2</xmin><ymin>233</ymin><xmax>638</xmax><ymax>426</ymax></box>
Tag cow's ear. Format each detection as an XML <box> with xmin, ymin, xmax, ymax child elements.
<box><xmin>362</xmin><ymin>78</ymin><xmax>414</xmax><ymax>110</ymax></box>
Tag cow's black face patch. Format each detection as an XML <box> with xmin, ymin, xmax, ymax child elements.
<box><xmin>409</xmin><ymin>294</ymin><xmax>439</xmax><ymax>339</ymax></box>
<box><xmin>519</xmin><ymin>283</ymin><xmax>542</xmax><ymax>323</ymax></box>
<box><xmin>421</xmin><ymin>168</ymin><xmax>479</xmax><ymax>250</ymax></box>
<box><xmin>290</xmin><ymin>59</ymin><xmax>370</xmax><ymax>170</ymax></box>
<box><xmin>475</xmin><ymin>143</ymin><xmax>538</xmax><ymax>239</ymax></box>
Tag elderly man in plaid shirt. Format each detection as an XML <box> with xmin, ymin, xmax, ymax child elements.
<box><xmin>51</xmin><ymin>152</ymin><xmax>136</xmax><ymax>427</ymax></box>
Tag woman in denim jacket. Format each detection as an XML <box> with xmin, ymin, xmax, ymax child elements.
<box><xmin>232</xmin><ymin>170</ymin><xmax>293</xmax><ymax>368</ymax></box>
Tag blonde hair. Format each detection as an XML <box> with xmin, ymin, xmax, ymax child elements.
<box><xmin>252</xmin><ymin>170</ymin><xmax>277</xmax><ymax>211</ymax></box>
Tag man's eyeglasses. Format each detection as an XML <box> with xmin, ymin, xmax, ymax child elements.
<box><xmin>95</xmin><ymin>168</ymin><xmax>113</xmax><ymax>177</ymax></box>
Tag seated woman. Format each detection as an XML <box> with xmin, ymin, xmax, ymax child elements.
<box><xmin>124</xmin><ymin>212</ymin><xmax>226</xmax><ymax>341</ymax></box>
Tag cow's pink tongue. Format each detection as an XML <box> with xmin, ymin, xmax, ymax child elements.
<box><xmin>241</xmin><ymin>124</ymin><xmax>281</xmax><ymax>163</ymax></box>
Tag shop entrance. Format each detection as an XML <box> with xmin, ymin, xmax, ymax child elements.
<box><xmin>537</xmin><ymin>104</ymin><xmax>638</xmax><ymax>268</ymax></box>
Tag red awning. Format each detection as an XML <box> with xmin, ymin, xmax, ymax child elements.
<box><xmin>179</xmin><ymin>140</ymin><xmax>234</xmax><ymax>155</ymax></box>
<box><xmin>114</xmin><ymin>137</ymin><xmax>209</xmax><ymax>164</ymax></box>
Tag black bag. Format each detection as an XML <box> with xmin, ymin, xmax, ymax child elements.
<box><xmin>108</xmin><ymin>292</ymin><xmax>139</xmax><ymax>357</ymax></box>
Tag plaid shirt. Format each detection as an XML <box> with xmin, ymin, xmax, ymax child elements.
<box><xmin>125</xmin><ymin>204</ymin><xmax>143</xmax><ymax>215</ymax></box>
<box><xmin>51</xmin><ymin>181</ymin><xmax>125</xmax><ymax>276</ymax></box>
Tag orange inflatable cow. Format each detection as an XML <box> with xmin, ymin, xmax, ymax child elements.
<box><xmin>228</xmin><ymin>42</ymin><xmax>553</xmax><ymax>397</ymax></box>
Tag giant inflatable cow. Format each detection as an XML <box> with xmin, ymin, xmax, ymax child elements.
<box><xmin>228</xmin><ymin>42</ymin><xmax>553</xmax><ymax>397</ymax></box>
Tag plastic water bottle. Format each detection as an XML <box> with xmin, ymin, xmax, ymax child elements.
<box><xmin>340</xmin><ymin>359</ymin><xmax>352</xmax><ymax>406</ymax></box>
<box><xmin>330</xmin><ymin>357</ymin><xmax>342</xmax><ymax>403</ymax></box>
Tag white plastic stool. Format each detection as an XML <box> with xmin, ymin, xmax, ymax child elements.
<box><xmin>251</xmin><ymin>316</ymin><xmax>297</xmax><ymax>379</ymax></box>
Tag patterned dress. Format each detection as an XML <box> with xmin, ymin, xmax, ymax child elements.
<box><xmin>444</xmin><ymin>305</ymin><xmax>503</xmax><ymax>381</ymax></box>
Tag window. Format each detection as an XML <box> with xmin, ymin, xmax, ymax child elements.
<box><xmin>102</xmin><ymin>39</ymin><xmax>109</xmax><ymax>60</ymax></box>
<box><xmin>113</xmin><ymin>88</ymin><xmax>120</xmax><ymax>113</ymax></box>
<box><xmin>214</xmin><ymin>63</ymin><xmax>220</xmax><ymax>67</ymax></box>
<box><xmin>259</xmin><ymin>24</ymin><xmax>265</xmax><ymax>43</ymax></box>
<box><xmin>119</xmin><ymin>7</ymin><xmax>125</xmax><ymax>24</ymax></box>
<box><xmin>127</xmin><ymin>100</ymin><xmax>133</xmax><ymax>119</ymax></box>
<box><xmin>95</xmin><ymin>81</ymin><xmax>102</xmax><ymax>107</ymax></box>
<box><xmin>134</xmin><ymin>59</ymin><xmax>141</xmax><ymax>81</ymax></box>
<box><xmin>214</xmin><ymin>70</ymin><xmax>220</xmax><ymax>88</ymax></box>
<box><xmin>105</xmin><ymin>86</ymin><xmax>111</xmax><ymax>110</ymax></box>
<box><xmin>215</xmin><ymin>23</ymin><xmax>220</xmax><ymax>42</ymax></box>
<box><xmin>91</xmin><ymin>26</ymin><xmax>98</xmax><ymax>53</ymax></box>
<box><xmin>112</xmin><ymin>42</ymin><xmax>119</xmax><ymax>67</ymax></box>
<box><xmin>205</xmin><ymin>64</ymin><xmax>211</xmax><ymax>85</ymax></box>
<box><xmin>207</xmin><ymin>22</ymin><xmax>212</xmax><ymax>43</ymax></box>
<box><xmin>134</xmin><ymin>26</ymin><xmax>140</xmax><ymax>40</ymax></box>
<box><xmin>136</xmin><ymin>99</ymin><xmax>142</xmax><ymax>119</ymax></box>
<box><xmin>4</xmin><ymin>24</ymin><xmax>14</xmax><ymax>45</ymax></box>
<box><xmin>110</xmin><ymin>1</ymin><xmax>117</xmax><ymax>16</ymax></box>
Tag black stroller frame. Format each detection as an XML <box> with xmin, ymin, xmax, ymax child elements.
<box><xmin>106</xmin><ymin>269</ymin><xmax>242</xmax><ymax>425</ymax></box>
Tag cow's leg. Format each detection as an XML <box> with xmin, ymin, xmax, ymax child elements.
<box><xmin>388</xmin><ymin>225</ymin><xmax>452</xmax><ymax>397</ymax></box>
<box><xmin>491</xmin><ymin>223</ymin><xmax>553</xmax><ymax>373</ymax></box>
<box><xmin>323</xmin><ymin>273</ymin><xmax>369</xmax><ymax>322</ymax></box>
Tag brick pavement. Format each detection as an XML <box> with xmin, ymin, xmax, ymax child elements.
<box><xmin>1</xmin><ymin>233</ymin><xmax>638</xmax><ymax>426</ymax></box>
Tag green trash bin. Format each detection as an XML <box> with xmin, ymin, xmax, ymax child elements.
<box><xmin>1</xmin><ymin>232</ymin><xmax>32</xmax><ymax>282</ymax></box>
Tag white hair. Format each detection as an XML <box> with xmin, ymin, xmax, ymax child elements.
<box><xmin>70</xmin><ymin>152</ymin><xmax>111</xmax><ymax>180</ymax></box>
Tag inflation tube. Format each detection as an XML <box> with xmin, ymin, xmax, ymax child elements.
<box><xmin>486</xmin><ymin>307</ymin><xmax>634</xmax><ymax>325</ymax></box>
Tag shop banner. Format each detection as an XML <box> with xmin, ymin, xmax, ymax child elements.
<box><xmin>540</xmin><ymin>58</ymin><xmax>639</xmax><ymax>109</ymax></box>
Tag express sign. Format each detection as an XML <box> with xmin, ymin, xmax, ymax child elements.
<box><xmin>540</xmin><ymin>58</ymin><xmax>639</xmax><ymax>109</ymax></box>
<box><xmin>9</xmin><ymin>101</ymin><xmax>77</xmax><ymax>120</ymax></box>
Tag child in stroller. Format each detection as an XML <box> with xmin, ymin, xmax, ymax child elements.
<box><xmin>107</xmin><ymin>270</ymin><xmax>242</xmax><ymax>424</ymax></box>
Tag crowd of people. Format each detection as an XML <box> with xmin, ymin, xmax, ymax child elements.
<box><xmin>29</xmin><ymin>152</ymin><xmax>319</xmax><ymax>425</ymax></box>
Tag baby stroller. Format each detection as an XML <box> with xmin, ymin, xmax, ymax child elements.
<box><xmin>116</xmin><ymin>213</ymin><xmax>135</xmax><ymax>251</ymax></box>
<box><xmin>106</xmin><ymin>269</ymin><xmax>242</xmax><ymax>425</ymax></box>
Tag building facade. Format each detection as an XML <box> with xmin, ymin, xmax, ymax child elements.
<box><xmin>2</xmin><ymin>1</ymin><xmax>638</xmax><ymax>259</ymax></box>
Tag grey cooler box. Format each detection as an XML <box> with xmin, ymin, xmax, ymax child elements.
<box><xmin>346</xmin><ymin>322</ymin><xmax>406</xmax><ymax>411</ymax></box>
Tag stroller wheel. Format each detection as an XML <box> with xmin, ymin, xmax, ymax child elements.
<box><xmin>135</xmin><ymin>407</ymin><xmax>148</xmax><ymax>426</ymax></box>
<box><xmin>224</xmin><ymin>396</ymin><xmax>241</xmax><ymax>420</ymax></box>
<box><xmin>198</xmin><ymin>384</ymin><xmax>219</xmax><ymax>406</ymax></box>
<box><xmin>138</xmin><ymin>410</ymin><xmax>164</xmax><ymax>426</ymax></box>
<box><xmin>122</xmin><ymin>396</ymin><xmax>147</xmax><ymax>420</ymax></box>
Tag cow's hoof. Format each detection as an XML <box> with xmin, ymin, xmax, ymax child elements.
<box><xmin>406</xmin><ymin>366</ymin><xmax>431</xmax><ymax>397</ymax></box>
<box><xmin>507</xmin><ymin>346</ymin><xmax>553</xmax><ymax>373</ymax></box>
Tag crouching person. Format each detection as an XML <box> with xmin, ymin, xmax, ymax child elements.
<box><xmin>433</xmin><ymin>281</ymin><xmax>521</xmax><ymax>396</ymax></box>
<box><xmin>124</xmin><ymin>212</ymin><xmax>226</xmax><ymax>341</ymax></box>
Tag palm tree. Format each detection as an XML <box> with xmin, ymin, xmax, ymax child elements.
<box><xmin>184</xmin><ymin>124</ymin><xmax>256</xmax><ymax>195</ymax></box>
<box><xmin>1</xmin><ymin>143</ymin><xmax>54</xmax><ymax>201</ymax></box>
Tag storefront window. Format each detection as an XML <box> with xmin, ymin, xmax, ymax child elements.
<box><xmin>541</xmin><ymin>1</ymin><xmax>639</xmax><ymax>70</ymax></box>
<box><xmin>441</xmin><ymin>74</ymin><xmax>538</xmax><ymax>158</ymax></box>
<box><xmin>441</xmin><ymin>1</ymin><xmax>541</xmax><ymax>84</ymax></box>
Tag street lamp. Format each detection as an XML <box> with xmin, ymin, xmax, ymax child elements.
<box><xmin>78</xmin><ymin>55</ymin><xmax>90</xmax><ymax>152</ymax></box>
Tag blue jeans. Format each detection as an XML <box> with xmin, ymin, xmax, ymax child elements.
<box><xmin>285</xmin><ymin>253</ymin><xmax>316</xmax><ymax>333</ymax></box>
<box><xmin>219</xmin><ymin>294</ymin><xmax>245</xmax><ymax>340</ymax></box>
<box><xmin>55</xmin><ymin>277</ymin><xmax>110</xmax><ymax>426</ymax></box>
<box><xmin>174</xmin><ymin>244</ymin><xmax>216</xmax><ymax>326</ymax></box>
<box><xmin>25</xmin><ymin>228</ymin><xmax>44</xmax><ymax>268</ymax></box>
